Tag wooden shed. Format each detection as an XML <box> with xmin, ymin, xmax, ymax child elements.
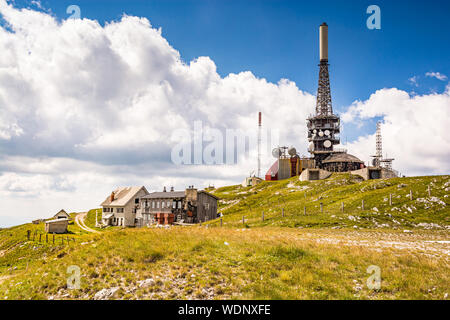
<box><xmin>45</xmin><ymin>218</ymin><xmax>69</xmax><ymax>234</ymax></box>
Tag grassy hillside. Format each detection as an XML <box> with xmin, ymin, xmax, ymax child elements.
<box><xmin>209</xmin><ymin>173</ymin><xmax>450</xmax><ymax>230</ymax></box>
<box><xmin>0</xmin><ymin>174</ymin><xmax>448</xmax><ymax>300</ymax></box>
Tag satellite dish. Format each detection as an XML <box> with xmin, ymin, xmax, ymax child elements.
<box><xmin>323</xmin><ymin>140</ymin><xmax>332</xmax><ymax>148</ymax></box>
<box><xmin>318</xmin><ymin>131</ymin><xmax>324</xmax><ymax>137</ymax></box>
<box><xmin>324</xmin><ymin>130</ymin><xmax>330</xmax><ymax>136</ymax></box>
<box><xmin>308</xmin><ymin>142</ymin><xmax>314</xmax><ymax>151</ymax></box>
<box><xmin>288</xmin><ymin>147</ymin><xmax>297</xmax><ymax>156</ymax></box>
<box><xmin>272</xmin><ymin>148</ymin><xmax>281</xmax><ymax>158</ymax></box>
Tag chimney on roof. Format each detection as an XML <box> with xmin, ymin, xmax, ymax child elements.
<box><xmin>170</xmin><ymin>186</ymin><xmax>174</xmax><ymax>192</ymax></box>
<box><xmin>163</xmin><ymin>186</ymin><xmax>167</xmax><ymax>192</ymax></box>
<box><xmin>110</xmin><ymin>192</ymin><xmax>115</xmax><ymax>202</ymax></box>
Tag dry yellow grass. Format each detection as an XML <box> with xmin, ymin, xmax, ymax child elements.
<box><xmin>0</xmin><ymin>226</ymin><xmax>448</xmax><ymax>300</ymax></box>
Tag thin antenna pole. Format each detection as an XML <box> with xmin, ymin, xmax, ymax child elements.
<box><xmin>258</xmin><ymin>112</ymin><xmax>262</xmax><ymax>178</ymax></box>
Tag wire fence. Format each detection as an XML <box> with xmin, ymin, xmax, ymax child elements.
<box><xmin>26</xmin><ymin>230</ymin><xmax>76</xmax><ymax>245</ymax></box>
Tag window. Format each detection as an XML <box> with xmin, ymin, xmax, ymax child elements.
<box><xmin>167</xmin><ymin>201</ymin><xmax>171</xmax><ymax>208</ymax></box>
<box><xmin>117</xmin><ymin>208</ymin><xmax>124</xmax><ymax>213</ymax></box>
<box><xmin>103</xmin><ymin>208</ymin><xmax>106</xmax><ymax>212</ymax></box>
<box><xmin>157</xmin><ymin>201</ymin><xmax>160</xmax><ymax>209</ymax></box>
<box><xmin>177</xmin><ymin>201</ymin><xmax>182</xmax><ymax>209</ymax></box>
<box><xmin>204</xmin><ymin>203</ymin><xmax>210</xmax><ymax>210</ymax></box>
<box><xmin>135</xmin><ymin>198</ymin><xmax>139</xmax><ymax>204</ymax></box>
<box><xmin>162</xmin><ymin>201</ymin><xmax>165</xmax><ymax>208</ymax></box>
<box><xmin>172</xmin><ymin>201</ymin><xmax>176</xmax><ymax>209</ymax></box>
<box><xmin>152</xmin><ymin>201</ymin><xmax>155</xmax><ymax>209</ymax></box>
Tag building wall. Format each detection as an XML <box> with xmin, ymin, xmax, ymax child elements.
<box><xmin>123</xmin><ymin>188</ymin><xmax>148</xmax><ymax>227</ymax></box>
<box><xmin>54</xmin><ymin>212</ymin><xmax>70</xmax><ymax>219</ymax></box>
<box><xmin>197</xmin><ymin>192</ymin><xmax>218</xmax><ymax>222</ymax></box>
<box><xmin>351</xmin><ymin>167</ymin><xmax>398</xmax><ymax>180</ymax></box>
<box><xmin>102</xmin><ymin>188</ymin><xmax>149</xmax><ymax>227</ymax></box>
<box><xmin>137</xmin><ymin>196</ymin><xmax>185</xmax><ymax>225</ymax></box>
<box><xmin>45</xmin><ymin>221</ymin><xmax>68</xmax><ymax>233</ymax></box>
<box><xmin>278</xmin><ymin>158</ymin><xmax>291</xmax><ymax>180</ymax></box>
<box><xmin>299</xmin><ymin>168</ymin><xmax>332</xmax><ymax>181</ymax></box>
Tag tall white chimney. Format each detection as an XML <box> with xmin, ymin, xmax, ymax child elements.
<box><xmin>319</xmin><ymin>22</ymin><xmax>328</xmax><ymax>61</ymax></box>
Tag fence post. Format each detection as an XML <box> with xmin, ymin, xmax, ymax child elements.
<box><xmin>27</xmin><ymin>230</ymin><xmax>31</xmax><ymax>241</ymax></box>
<box><xmin>362</xmin><ymin>199</ymin><xmax>365</xmax><ymax>210</ymax></box>
<box><xmin>242</xmin><ymin>216</ymin><xmax>245</xmax><ymax>225</ymax></box>
<box><xmin>53</xmin><ymin>234</ymin><xmax>55</xmax><ymax>244</ymax></box>
<box><xmin>262</xmin><ymin>211</ymin><xmax>264</xmax><ymax>221</ymax></box>
<box><xmin>220</xmin><ymin>218</ymin><xmax>223</xmax><ymax>227</ymax></box>
<box><xmin>282</xmin><ymin>208</ymin><xmax>285</xmax><ymax>218</ymax></box>
<box><xmin>320</xmin><ymin>202</ymin><xmax>323</xmax><ymax>214</ymax></box>
<box><xmin>341</xmin><ymin>202</ymin><xmax>344</xmax><ymax>213</ymax></box>
<box><xmin>39</xmin><ymin>234</ymin><xmax>41</xmax><ymax>242</ymax></box>
<box><xmin>304</xmin><ymin>206</ymin><xmax>306</xmax><ymax>215</ymax></box>
<box><xmin>409</xmin><ymin>190</ymin><xmax>413</xmax><ymax>201</ymax></box>
<box><xmin>32</xmin><ymin>231</ymin><xmax>35</xmax><ymax>241</ymax></box>
<box><xmin>46</xmin><ymin>234</ymin><xmax>48</xmax><ymax>243</ymax></box>
<box><xmin>428</xmin><ymin>185</ymin><xmax>431</xmax><ymax>197</ymax></box>
<box><xmin>389</xmin><ymin>194</ymin><xmax>392</xmax><ymax>206</ymax></box>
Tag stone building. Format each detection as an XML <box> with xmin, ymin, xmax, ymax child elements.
<box><xmin>136</xmin><ymin>186</ymin><xmax>218</xmax><ymax>226</ymax></box>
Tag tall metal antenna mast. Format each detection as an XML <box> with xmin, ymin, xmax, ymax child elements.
<box><xmin>316</xmin><ymin>22</ymin><xmax>332</xmax><ymax>115</ymax></box>
<box><xmin>257</xmin><ymin>112</ymin><xmax>262</xmax><ymax>178</ymax></box>
<box><xmin>307</xmin><ymin>23</ymin><xmax>341</xmax><ymax>168</ymax></box>
<box><xmin>372</xmin><ymin>121</ymin><xmax>394</xmax><ymax>169</ymax></box>
<box><xmin>374</xmin><ymin>121</ymin><xmax>382</xmax><ymax>167</ymax></box>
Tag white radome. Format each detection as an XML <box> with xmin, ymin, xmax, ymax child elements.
<box><xmin>324</xmin><ymin>130</ymin><xmax>330</xmax><ymax>136</ymax></box>
<box><xmin>272</xmin><ymin>148</ymin><xmax>281</xmax><ymax>158</ymax></box>
<box><xmin>318</xmin><ymin>131</ymin><xmax>324</xmax><ymax>137</ymax></box>
<box><xmin>324</xmin><ymin>140</ymin><xmax>332</xmax><ymax>148</ymax></box>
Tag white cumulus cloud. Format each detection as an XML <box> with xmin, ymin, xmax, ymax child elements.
<box><xmin>0</xmin><ymin>0</ymin><xmax>315</xmax><ymax>225</ymax></box>
<box><xmin>342</xmin><ymin>86</ymin><xmax>450</xmax><ymax>176</ymax></box>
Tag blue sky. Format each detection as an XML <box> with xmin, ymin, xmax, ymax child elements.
<box><xmin>8</xmin><ymin>0</ymin><xmax>450</xmax><ymax>140</ymax></box>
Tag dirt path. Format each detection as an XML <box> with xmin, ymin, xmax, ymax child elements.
<box><xmin>75</xmin><ymin>212</ymin><xmax>100</xmax><ymax>234</ymax></box>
